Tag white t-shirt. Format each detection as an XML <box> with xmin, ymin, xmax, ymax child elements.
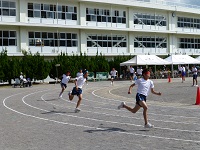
<box><xmin>76</xmin><ymin>72</ymin><xmax>83</xmax><ymax>77</ymax></box>
<box><xmin>61</xmin><ymin>74</ymin><xmax>70</xmax><ymax>84</ymax></box>
<box><xmin>192</xmin><ymin>67</ymin><xmax>198</xmax><ymax>75</ymax></box>
<box><xmin>130</xmin><ymin>67</ymin><xmax>135</xmax><ymax>73</ymax></box>
<box><xmin>76</xmin><ymin>76</ymin><xmax>86</xmax><ymax>88</ymax></box>
<box><xmin>135</xmin><ymin>78</ymin><xmax>154</xmax><ymax>96</ymax></box>
<box><xmin>20</xmin><ymin>75</ymin><xmax>23</xmax><ymax>80</ymax></box>
<box><xmin>137</xmin><ymin>68</ymin><xmax>143</xmax><ymax>75</ymax></box>
<box><xmin>110</xmin><ymin>70</ymin><xmax>117</xmax><ymax>76</ymax></box>
<box><xmin>182</xmin><ymin>66</ymin><xmax>186</xmax><ymax>72</ymax></box>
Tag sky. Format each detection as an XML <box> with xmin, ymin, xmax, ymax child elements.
<box><xmin>165</xmin><ymin>0</ymin><xmax>200</xmax><ymax>6</ymax></box>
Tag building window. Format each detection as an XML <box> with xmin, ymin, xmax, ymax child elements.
<box><xmin>28</xmin><ymin>3</ymin><xmax>77</xmax><ymax>20</ymax></box>
<box><xmin>28</xmin><ymin>32</ymin><xmax>78</xmax><ymax>47</ymax></box>
<box><xmin>86</xmin><ymin>8</ymin><xmax>126</xmax><ymax>24</ymax></box>
<box><xmin>179</xmin><ymin>38</ymin><xmax>200</xmax><ymax>49</ymax></box>
<box><xmin>134</xmin><ymin>36</ymin><xmax>167</xmax><ymax>48</ymax></box>
<box><xmin>177</xmin><ymin>17</ymin><xmax>200</xmax><ymax>29</ymax></box>
<box><xmin>134</xmin><ymin>13</ymin><xmax>166</xmax><ymax>26</ymax></box>
<box><xmin>0</xmin><ymin>1</ymin><xmax>16</xmax><ymax>16</ymax></box>
<box><xmin>87</xmin><ymin>34</ymin><xmax>126</xmax><ymax>47</ymax></box>
<box><xmin>0</xmin><ymin>30</ymin><xmax>17</xmax><ymax>46</ymax></box>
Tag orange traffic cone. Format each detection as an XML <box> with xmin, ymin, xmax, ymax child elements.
<box><xmin>195</xmin><ymin>87</ymin><xmax>200</xmax><ymax>105</ymax></box>
<box><xmin>168</xmin><ymin>75</ymin><xmax>171</xmax><ymax>83</ymax></box>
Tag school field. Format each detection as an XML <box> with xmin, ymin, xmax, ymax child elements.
<box><xmin>0</xmin><ymin>77</ymin><xmax>200</xmax><ymax>150</ymax></box>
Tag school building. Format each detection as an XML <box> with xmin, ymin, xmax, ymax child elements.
<box><xmin>1</xmin><ymin>0</ymin><xmax>200</xmax><ymax>58</ymax></box>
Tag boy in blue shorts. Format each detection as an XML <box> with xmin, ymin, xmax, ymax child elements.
<box><xmin>68</xmin><ymin>70</ymin><xmax>88</xmax><ymax>113</ymax></box>
<box><xmin>118</xmin><ymin>69</ymin><xmax>161</xmax><ymax>128</ymax></box>
<box><xmin>59</xmin><ymin>71</ymin><xmax>71</xmax><ymax>98</ymax></box>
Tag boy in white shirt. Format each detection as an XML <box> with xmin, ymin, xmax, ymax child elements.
<box><xmin>129</xmin><ymin>66</ymin><xmax>135</xmax><ymax>82</ymax></box>
<box><xmin>76</xmin><ymin>68</ymin><xmax>83</xmax><ymax>77</ymax></box>
<box><xmin>118</xmin><ymin>69</ymin><xmax>161</xmax><ymax>128</ymax></box>
<box><xmin>59</xmin><ymin>71</ymin><xmax>71</xmax><ymax>98</ymax></box>
<box><xmin>110</xmin><ymin>68</ymin><xmax>118</xmax><ymax>85</ymax></box>
<box><xmin>68</xmin><ymin>70</ymin><xmax>88</xmax><ymax>113</ymax></box>
<box><xmin>192</xmin><ymin>65</ymin><xmax>198</xmax><ymax>86</ymax></box>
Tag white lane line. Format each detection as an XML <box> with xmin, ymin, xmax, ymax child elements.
<box><xmin>90</xmin><ymin>85</ymin><xmax>199</xmax><ymax>110</ymax></box>
<box><xmin>39</xmin><ymin>92</ymin><xmax>200</xmax><ymax>133</ymax></box>
<box><xmin>90</xmin><ymin>88</ymin><xmax>200</xmax><ymax>119</ymax></box>
<box><xmin>3</xmin><ymin>91</ymin><xmax>200</xmax><ymax>143</ymax></box>
<box><xmin>52</xmin><ymin>87</ymin><xmax>200</xmax><ymax>121</ymax></box>
<box><xmin>42</xmin><ymin>92</ymin><xmax>200</xmax><ymax>125</ymax></box>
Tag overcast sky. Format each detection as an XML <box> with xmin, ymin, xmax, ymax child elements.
<box><xmin>165</xmin><ymin>0</ymin><xmax>200</xmax><ymax>6</ymax></box>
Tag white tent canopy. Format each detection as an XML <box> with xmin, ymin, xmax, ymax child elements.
<box><xmin>195</xmin><ymin>56</ymin><xmax>200</xmax><ymax>61</ymax></box>
<box><xmin>164</xmin><ymin>55</ymin><xmax>200</xmax><ymax>64</ymax></box>
<box><xmin>120</xmin><ymin>55</ymin><xmax>171</xmax><ymax>66</ymax></box>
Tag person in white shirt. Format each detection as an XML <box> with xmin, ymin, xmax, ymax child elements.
<box><xmin>76</xmin><ymin>69</ymin><xmax>83</xmax><ymax>77</ymax></box>
<box><xmin>129</xmin><ymin>66</ymin><xmax>135</xmax><ymax>82</ymax></box>
<box><xmin>110</xmin><ymin>68</ymin><xmax>118</xmax><ymax>85</ymax></box>
<box><xmin>178</xmin><ymin>65</ymin><xmax>182</xmax><ymax>77</ymax></box>
<box><xmin>137</xmin><ymin>66</ymin><xmax>143</xmax><ymax>78</ymax></box>
<box><xmin>118</xmin><ymin>69</ymin><xmax>161</xmax><ymax>128</ymax></box>
<box><xmin>68</xmin><ymin>70</ymin><xmax>88</xmax><ymax>113</ymax></box>
<box><xmin>59</xmin><ymin>71</ymin><xmax>71</xmax><ymax>98</ymax></box>
<box><xmin>192</xmin><ymin>65</ymin><xmax>198</xmax><ymax>86</ymax></box>
<box><xmin>19</xmin><ymin>72</ymin><xmax>23</xmax><ymax>84</ymax></box>
<box><xmin>181</xmin><ymin>65</ymin><xmax>186</xmax><ymax>83</ymax></box>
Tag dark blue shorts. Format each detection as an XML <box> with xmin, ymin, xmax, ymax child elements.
<box><xmin>72</xmin><ymin>87</ymin><xmax>82</xmax><ymax>96</ymax></box>
<box><xmin>61</xmin><ymin>83</ymin><xmax>67</xmax><ymax>88</ymax></box>
<box><xmin>111</xmin><ymin>76</ymin><xmax>116</xmax><ymax>79</ymax></box>
<box><xmin>193</xmin><ymin>74</ymin><xmax>198</xmax><ymax>79</ymax></box>
<box><xmin>136</xmin><ymin>93</ymin><xmax>146</xmax><ymax>107</ymax></box>
<box><xmin>130</xmin><ymin>73</ymin><xmax>134</xmax><ymax>77</ymax></box>
<box><xmin>182</xmin><ymin>71</ymin><xmax>186</xmax><ymax>76</ymax></box>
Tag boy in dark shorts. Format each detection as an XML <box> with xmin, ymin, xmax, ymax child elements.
<box><xmin>118</xmin><ymin>69</ymin><xmax>161</xmax><ymax>128</ymax></box>
<box><xmin>59</xmin><ymin>71</ymin><xmax>71</xmax><ymax>98</ymax></box>
<box><xmin>68</xmin><ymin>70</ymin><xmax>88</xmax><ymax>113</ymax></box>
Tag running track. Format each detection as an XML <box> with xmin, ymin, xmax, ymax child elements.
<box><xmin>1</xmin><ymin>78</ymin><xmax>200</xmax><ymax>150</ymax></box>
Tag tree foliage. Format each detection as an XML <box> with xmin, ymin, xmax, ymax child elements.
<box><xmin>0</xmin><ymin>50</ymin><xmax>134</xmax><ymax>84</ymax></box>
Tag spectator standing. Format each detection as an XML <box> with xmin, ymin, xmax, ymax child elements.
<box><xmin>137</xmin><ymin>66</ymin><xmax>143</xmax><ymax>78</ymax></box>
<box><xmin>192</xmin><ymin>65</ymin><xmax>198</xmax><ymax>86</ymax></box>
<box><xmin>129</xmin><ymin>66</ymin><xmax>135</xmax><ymax>82</ymax></box>
<box><xmin>110</xmin><ymin>68</ymin><xmax>118</xmax><ymax>85</ymax></box>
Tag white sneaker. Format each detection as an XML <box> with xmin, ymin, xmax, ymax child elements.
<box><xmin>59</xmin><ymin>95</ymin><xmax>62</xmax><ymax>98</ymax></box>
<box><xmin>118</xmin><ymin>102</ymin><xmax>125</xmax><ymax>109</ymax></box>
<box><xmin>75</xmin><ymin>108</ymin><xmax>81</xmax><ymax>113</ymax></box>
<box><xmin>195</xmin><ymin>85</ymin><xmax>199</xmax><ymax>87</ymax></box>
<box><xmin>144</xmin><ymin>122</ymin><xmax>154</xmax><ymax>128</ymax></box>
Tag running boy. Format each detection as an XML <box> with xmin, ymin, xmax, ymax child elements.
<box><xmin>118</xmin><ymin>69</ymin><xmax>161</xmax><ymax>128</ymax></box>
<box><xmin>68</xmin><ymin>70</ymin><xmax>88</xmax><ymax>113</ymax></box>
<box><xmin>59</xmin><ymin>71</ymin><xmax>71</xmax><ymax>98</ymax></box>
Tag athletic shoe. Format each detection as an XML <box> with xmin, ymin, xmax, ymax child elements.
<box><xmin>144</xmin><ymin>122</ymin><xmax>154</xmax><ymax>128</ymax></box>
<box><xmin>118</xmin><ymin>102</ymin><xmax>125</xmax><ymax>109</ymax></box>
<box><xmin>195</xmin><ymin>85</ymin><xmax>199</xmax><ymax>87</ymax></box>
<box><xmin>75</xmin><ymin>108</ymin><xmax>81</xmax><ymax>113</ymax></box>
<box><xmin>59</xmin><ymin>95</ymin><xmax>62</xmax><ymax>98</ymax></box>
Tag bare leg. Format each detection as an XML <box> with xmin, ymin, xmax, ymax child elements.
<box><xmin>76</xmin><ymin>94</ymin><xmax>82</xmax><ymax>108</ymax></box>
<box><xmin>59</xmin><ymin>87</ymin><xmax>65</xmax><ymax>97</ymax></box>
<box><xmin>69</xmin><ymin>94</ymin><xmax>74</xmax><ymax>101</ymax></box>
<box><xmin>123</xmin><ymin>103</ymin><xmax>141</xmax><ymax>113</ymax></box>
<box><xmin>138</xmin><ymin>101</ymin><xmax>148</xmax><ymax>125</ymax></box>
